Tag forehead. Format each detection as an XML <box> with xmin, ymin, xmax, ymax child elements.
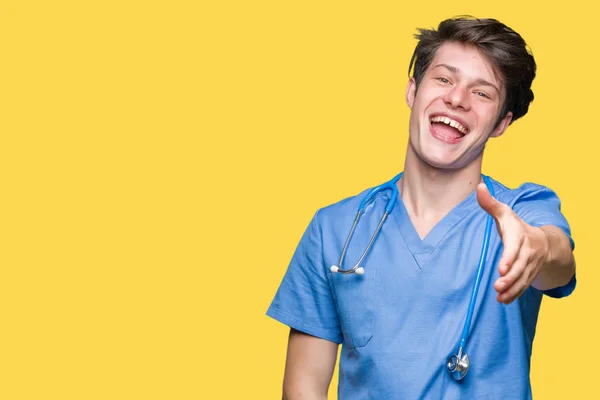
<box><xmin>428</xmin><ymin>42</ymin><xmax>501</xmax><ymax>86</ymax></box>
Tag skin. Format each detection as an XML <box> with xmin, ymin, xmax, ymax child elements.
<box><xmin>282</xmin><ymin>329</ymin><xmax>337</xmax><ymax>400</ymax></box>
<box><xmin>281</xmin><ymin>41</ymin><xmax>576</xmax><ymax>398</ymax></box>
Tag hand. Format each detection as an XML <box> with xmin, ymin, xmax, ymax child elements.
<box><xmin>476</xmin><ymin>183</ymin><xmax>550</xmax><ymax>304</ymax></box>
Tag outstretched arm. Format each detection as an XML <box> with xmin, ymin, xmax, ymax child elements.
<box><xmin>476</xmin><ymin>183</ymin><xmax>576</xmax><ymax>304</ymax></box>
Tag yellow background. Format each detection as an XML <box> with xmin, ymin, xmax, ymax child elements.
<box><xmin>0</xmin><ymin>1</ymin><xmax>596</xmax><ymax>399</ymax></box>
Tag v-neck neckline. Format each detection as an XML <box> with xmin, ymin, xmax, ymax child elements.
<box><xmin>390</xmin><ymin>188</ymin><xmax>480</xmax><ymax>269</ymax></box>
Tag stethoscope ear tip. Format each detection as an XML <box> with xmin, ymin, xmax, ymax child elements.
<box><xmin>330</xmin><ymin>265</ymin><xmax>340</xmax><ymax>273</ymax></box>
<box><xmin>355</xmin><ymin>267</ymin><xmax>365</xmax><ymax>275</ymax></box>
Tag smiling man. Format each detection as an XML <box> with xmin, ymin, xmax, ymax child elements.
<box><xmin>267</xmin><ymin>16</ymin><xmax>576</xmax><ymax>399</ymax></box>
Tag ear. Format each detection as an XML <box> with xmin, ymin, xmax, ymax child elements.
<box><xmin>490</xmin><ymin>111</ymin><xmax>513</xmax><ymax>138</ymax></box>
<box><xmin>406</xmin><ymin>77</ymin><xmax>416</xmax><ymax>109</ymax></box>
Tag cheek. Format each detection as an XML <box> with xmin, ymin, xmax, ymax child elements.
<box><xmin>411</xmin><ymin>93</ymin><xmax>434</xmax><ymax>125</ymax></box>
<box><xmin>410</xmin><ymin>110</ymin><xmax>427</xmax><ymax>141</ymax></box>
<box><xmin>477</xmin><ymin>104</ymin><xmax>501</xmax><ymax>127</ymax></box>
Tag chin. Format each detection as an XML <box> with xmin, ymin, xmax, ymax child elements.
<box><xmin>424</xmin><ymin>159</ymin><xmax>461</xmax><ymax>170</ymax></box>
<box><xmin>419</xmin><ymin>150</ymin><xmax>462</xmax><ymax>170</ymax></box>
<box><xmin>423</xmin><ymin>151</ymin><xmax>480</xmax><ymax>171</ymax></box>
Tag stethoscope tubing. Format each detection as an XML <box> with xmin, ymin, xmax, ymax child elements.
<box><xmin>459</xmin><ymin>176</ymin><xmax>495</xmax><ymax>349</ymax></box>
<box><xmin>330</xmin><ymin>172</ymin><xmax>496</xmax><ymax>380</ymax></box>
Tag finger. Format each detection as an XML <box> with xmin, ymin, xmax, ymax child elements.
<box><xmin>497</xmin><ymin>232</ymin><xmax>524</xmax><ymax>276</ymax></box>
<box><xmin>494</xmin><ymin>239</ymin><xmax>526</xmax><ymax>293</ymax></box>
<box><xmin>494</xmin><ymin>248</ymin><xmax>529</xmax><ymax>304</ymax></box>
<box><xmin>476</xmin><ymin>183</ymin><xmax>506</xmax><ymax>220</ymax></box>
<box><xmin>497</xmin><ymin>269</ymin><xmax>530</xmax><ymax>304</ymax></box>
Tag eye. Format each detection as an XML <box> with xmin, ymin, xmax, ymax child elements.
<box><xmin>474</xmin><ymin>91</ymin><xmax>491</xmax><ymax>99</ymax></box>
<box><xmin>436</xmin><ymin>77</ymin><xmax>451</xmax><ymax>84</ymax></box>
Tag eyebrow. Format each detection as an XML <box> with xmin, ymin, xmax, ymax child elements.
<box><xmin>432</xmin><ymin>63</ymin><xmax>500</xmax><ymax>94</ymax></box>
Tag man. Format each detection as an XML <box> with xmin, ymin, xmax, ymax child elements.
<box><xmin>267</xmin><ymin>16</ymin><xmax>576</xmax><ymax>399</ymax></box>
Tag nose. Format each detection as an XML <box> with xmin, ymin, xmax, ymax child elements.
<box><xmin>443</xmin><ymin>85</ymin><xmax>470</xmax><ymax>111</ymax></box>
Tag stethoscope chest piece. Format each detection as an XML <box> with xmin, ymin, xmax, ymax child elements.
<box><xmin>447</xmin><ymin>349</ymin><xmax>470</xmax><ymax>381</ymax></box>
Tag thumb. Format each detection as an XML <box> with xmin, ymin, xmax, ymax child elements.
<box><xmin>476</xmin><ymin>182</ymin><xmax>504</xmax><ymax>219</ymax></box>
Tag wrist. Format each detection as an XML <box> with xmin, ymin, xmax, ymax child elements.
<box><xmin>533</xmin><ymin>225</ymin><xmax>575</xmax><ymax>290</ymax></box>
<box><xmin>538</xmin><ymin>226</ymin><xmax>553</xmax><ymax>266</ymax></box>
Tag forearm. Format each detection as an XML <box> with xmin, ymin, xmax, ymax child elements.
<box><xmin>282</xmin><ymin>386</ymin><xmax>327</xmax><ymax>400</ymax></box>
<box><xmin>282</xmin><ymin>329</ymin><xmax>337</xmax><ymax>400</ymax></box>
<box><xmin>283</xmin><ymin>375</ymin><xmax>329</xmax><ymax>400</ymax></box>
<box><xmin>532</xmin><ymin>225</ymin><xmax>576</xmax><ymax>291</ymax></box>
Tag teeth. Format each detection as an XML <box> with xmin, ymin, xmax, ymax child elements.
<box><xmin>431</xmin><ymin>116</ymin><xmax>468</xmax><ymax>134</ymax></box>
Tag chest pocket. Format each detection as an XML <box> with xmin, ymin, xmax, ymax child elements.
<box><xmin>328</xmin><ymin>269</ymin><xmax>375</xmax><ymax>348</ymax></box>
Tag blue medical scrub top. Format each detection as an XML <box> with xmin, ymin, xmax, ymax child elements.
<box><xmin>267</xmin><ymin>176</ymin><xmax>576</xmax><ymax>399</ymax></box>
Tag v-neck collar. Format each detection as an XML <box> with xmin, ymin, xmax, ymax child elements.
<box><xmin>390</xmin><ymin>188</ymin><xmax>480</xmax><ymax>269</ymax></box>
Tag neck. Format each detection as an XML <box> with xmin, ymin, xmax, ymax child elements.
<box><xmin>398</xmin><ymin>147</ymin><xmax>483</xmax><ymax>238</ymax></box>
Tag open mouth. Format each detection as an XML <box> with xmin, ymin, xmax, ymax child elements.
<box><xmin>429</xmin><ymin>115</ymin><xmax>469</xmax><ymax>143</ymax></box>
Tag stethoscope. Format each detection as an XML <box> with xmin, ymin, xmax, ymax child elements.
<box><xmin>330</xmin><ymin>172</ymin><xmax>495</xmax><ymax>381</ymax></box>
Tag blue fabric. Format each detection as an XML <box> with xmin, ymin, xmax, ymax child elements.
<box><xmin>266</xmin><ymin>176</ymin><xmax>575</xmax><ymax>399</ymax></box>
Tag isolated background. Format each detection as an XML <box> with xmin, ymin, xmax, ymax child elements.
<box><xmin>1</xmin><ymin>1</ymin><xmax>595</xmax><ymax>399</ymax></box>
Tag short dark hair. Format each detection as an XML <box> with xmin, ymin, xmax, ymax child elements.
<box><xmin>408</xmin><ymin>16</ymin><xmax>536</xmax><ymax>125</ymax></box>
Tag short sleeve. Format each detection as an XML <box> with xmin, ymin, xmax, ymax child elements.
<box><xmin>266</xmin><ymin>210</ymin><xmax>342</xmax><ymax>343</ymax></box>
<box><xmin>511</xmin><ymin>184</ymin><xmax>576</xmax><ymax>298</ymax></box>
